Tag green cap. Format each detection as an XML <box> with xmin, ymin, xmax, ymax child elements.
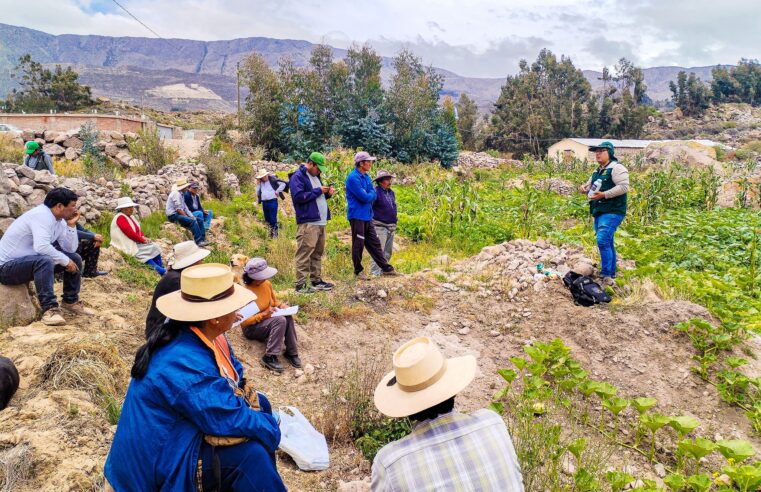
<box><xmin>308</xmin><ymin>152</ymin><xmax>327</xmax><ymax>173</ymax></box>
<box><xmin>25</xmin><ymin>141</ymin><xmax>40</xmax><ymax>154</ymax></box>
<box><xmin>589</xmin><ymin>141</ymin><xmax>615</xmax><ymax>159</ymax></box>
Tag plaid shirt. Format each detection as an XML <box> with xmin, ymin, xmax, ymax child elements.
<box><xmin>371</xmin><ymin>409</ymin><xmax>524</xmax><ymax>492</ymax></box>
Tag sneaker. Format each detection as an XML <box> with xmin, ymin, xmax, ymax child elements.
<box><xmin>600</xmin><ymin>276</ymin><xmax>616</xmax><ymax>287</ymax></box>
<box><xmin>61</xmin><ymin>300</ymin><xmax>95</xmax><ymax>316</ymax></box>
<box><xmin>197</xmin><ymin>240</ymin><xmax>211</xmax><ymax>247</ymax></box>
<box><xmin>355</xmin><ymin>272</ymin><xmax>370</xmax><ymax>281</ymax></box>
<box><xmin>295</xmin><ymin>284</ymin><xmax>316</xmax><ymax>294</ymax></box>
<box><xmin>260</xmin><ymin>355</ymin><xmax>284</xmax><ymax>373</ymax></box>
<box><xmin>83</xmin><ymin>271</ymin><xmax>109</xmax><ymax>278</ymax></box>
<box><xmin>41</xmin><ymin>308</ymin><xmax>66</xmax><ymax>326</ymax></box>
<box><xmin>381</xmin><ymin>269</ymin><xmax>401</xmax><ymax>277</ymax></box>
<box><xmin>284</xmin><ymin>354</ymin><xmax>302</xmax><ymax>368</ymax></box>
<box><xmin>312</xmin><ymin>280</ymin><xmax>334</xmax><ymax>291</ymax></box>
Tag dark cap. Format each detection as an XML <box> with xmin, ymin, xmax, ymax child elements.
<box><xmin>589</xmin><ymin>141</ymin><xmax>615</xmax><ymax>153</ymax></box>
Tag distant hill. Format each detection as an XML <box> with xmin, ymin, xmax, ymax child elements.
<box><xmin>0</xmin><ymin>23</ymin><xmax>725</xmax><ymax>113</ymax></box>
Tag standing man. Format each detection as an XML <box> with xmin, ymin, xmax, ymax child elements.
<box><xmin>23</xmin><ymin>141</ymin><xmax>55</xmax><ymax>174</ymax></box>
<box><xmin>183</xmin><ymin>182</ymin><xmax>213</xmax><ymax>231</ymax></box>
<box><xmin>345</xmin><ymin>151</ymin><xmax>397</xmax><ymax>279</ymax></box>
<box><xmin>256</xmin><ymin>169</ymin><xmax>287</xmax><ymax>238</ymax></box>
<box><xmin>0</xmin><ymin>188</ymin><xmax>94</xmax><ymax>326</ymax></box>
<box><xmin>289</xmin><ymin>152</ymin><xmax>335</xmax><ymax>293</ymax></box>
<box><xmin>370</xmin><ymin>170</ymin><xmax>398</xmax><ymax>277</ymax></box>
<box><xmin>166</xmin><ymin>177</ymin><xmax>209</xmax><ymax>247</ymax></box>
<box><xmin>579</xmin><ymin>141</ymin><xmax>630</xmax><ymax>286</ymax></box>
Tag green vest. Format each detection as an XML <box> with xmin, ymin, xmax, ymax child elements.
<box><xmin>589</xmin><ymin>161</ymin><xmax>627</xmax><ymax>217</ymax></box>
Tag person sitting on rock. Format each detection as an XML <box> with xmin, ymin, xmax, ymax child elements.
<box><xmin>109</xmin><ymin>197</ymin><xmax>166</xmax><ymax>275</ymax></box>
<box><xmin>104</xmin><ymin>263</ymin><xmax>286</xmax><ymax>491</ymax></box>
<box><xmin>166</xmin><ymin>177</ymin><xmax>208</xmax><ymax>247</ymax></box>
<box><xmin>239</xmin><ymin>257</ymin><xmax>301</xmax><ymax>373</ymax></box>
<box><xmin>22</xmin><ymin>141</ymin><xmax>55</xmax><ymax>174</ymax></box>
<box><xmin>371</xmin><ymin>336</ymin><xmax>525</xmax><ymax>491</ymax></box>
<box><xmin>145</xmin><ymin>240</ymin><xmax>211</xmax><ymax>339</ymax></box>
<box><xmin>74</xmin><ymin>223</ymin><xmax>108</xmax><ymax>278</ymax></box>
<box><xmin>183</xmin><ymin>182</ymin><xmax>213</xmax><ymax>231</ymax></box>
<box><xmin>0</xmin><ymin>187</ymin><xmax>94</xmax><ymax>326</ymax></box>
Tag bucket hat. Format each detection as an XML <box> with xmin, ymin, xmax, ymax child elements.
<box><xmin>115</xmin><ymin>197</ymin><xmax>139</xmax><ymax>210</ymax></box>
<box><xmin>243</xmin><ymin>257</ymin><xmax>278</xmax><ymax>281</ymax></box>
<box><xmin>374</xmin><ymin>170</ymin><xmax>396</xmax><ymax>183</ymax></box>
<box><xmin>255</xmin><ymin>169</ymin><xmax>270</xmax><ymax>180</ymax></box>
<box><xmin>170</xmin><ymin>240</ymin><xmax>211</xmax><ymax>270</ymax></box>
<box><xmin>156</xmin><ymin>263</ymin><xmax>256</xmax><ymax>322</ymax></box>
<box><xmin>374</xmin><ymin>337</ymin><xmax>476</xmax><ymax>418</ymax></box>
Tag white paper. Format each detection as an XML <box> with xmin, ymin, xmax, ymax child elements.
<box><xmin>272</xmin><ymin>306</ymin><xmax>299</xmax><ymax>317</ymax></box>
<box><xmin>234</xmin><ymin>301</ymin><xmax>261</xmax><ymax>327</ymax></box>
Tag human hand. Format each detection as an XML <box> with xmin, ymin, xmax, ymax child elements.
<box><xmin>65</xmin><ymin>260</ymin><xmax>79</xmax><ymax>273</ymax></box>
<box><xmin>579</xmin><ymin>184</ymin><xmax>590</xmax><ymax>194</ymax></box>
<box><xmin>328</xmin><ymin>186</ymin><xmax>336</xmax><ymax>196</ymax></box>
<box><xmin>94</xmin><ymin>234</ymin><xmax>103</xmax><ymax>243</ymax></box>
<box><xmin>278</xmin><ymin>302</ymin><xmax>289</xmax><ymax>309</ymax></box>
<box><xmin>589</xmin><ymin>191</ymin><xmax>605</xmax><ymax>201</ymax></box>
<box><xmin>66</xmin><ymin>210</ymin><xmax>80</xmax><ymax>227</ymax></box>
<box><xmin>320</xmin><ymin>186</ymin><xmax>330</xmax><ymax>194</ymax></box>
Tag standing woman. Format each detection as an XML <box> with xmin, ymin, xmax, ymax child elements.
<box><xmin>105</xmin><ymin>263</ymin><xmax>286</xmax><ymax>491</ymax></box>
<box><xmin>255</xmin><ymin>169</ymin><xmax>286</xmax><ymax>238</ymax></box>
<box><xmin>109</xmin><ymin>197</ymin><xmax>166</xmax><ymax>275</ymax></box>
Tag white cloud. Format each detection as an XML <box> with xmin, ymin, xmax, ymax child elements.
<box><xmin>0</xmin><ymin>0</ymin><xmax>757</xmax><ymax>77</ymax></box>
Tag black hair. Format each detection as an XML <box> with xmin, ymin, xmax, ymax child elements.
<box><xmin>241</xmin><ymin>272</ymin><xmax>255</xmax><ymax>285</ymax></box>
<box><xmin>132</xmin><ymin>319</ymin><xmax>202</xmax><ymax>379</ymax></box>
<box><xmin>408</xmin><ymin>396</ymin><xmax>455</xmax><ymax>422</ymax></box>
<box><xmin>44</xmin><ymin>187</ymin><xmax>78</xmax><ymax>208</ymax></box>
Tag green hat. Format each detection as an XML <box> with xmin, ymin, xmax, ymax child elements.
<box><xmin>308</xmin><ymin>152</ymin><xmax>327</xmax><ymax>173</ymax></box>
<box><xmin>589</xmin><ymin>140</ymin><xmax>615</xmax><ymax>157</ymax></box>
<box><xmin>25</xmin><ymin>141</ymin><xmax>40</xmax><ymax>154</ymax></box>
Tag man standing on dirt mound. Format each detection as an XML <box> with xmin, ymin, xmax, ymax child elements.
<box><xmin>579</xmin><ymin>141</ymin><xmax>630</xmax><ymax>286</ymax></box>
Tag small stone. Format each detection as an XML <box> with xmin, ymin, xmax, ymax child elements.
<box><xmin>489</xmin><ymin>330</ymin><xmax>500</xmax><ymax>337</ymax></box>
<box><xmin>715</xmin><ymin>474</ymin><xmax>731</xmax><ymax>486</ymax></box>
<box><xmin>561</xmin><ymin>457</ymin><xmax>576</xmax><ymax>476</ymax></box>
<box><xmin>377</xmin><ymin>289</ymin><xmax>387</xmax><ymax>299</ymax></box>
<box><xmin>458</xmin><ymin>327</ymin><xmax>471</xmax><ymax>336</ymax></box>
<box><xmin>304</xmin><ymin>363</ymin><xmax>315</xmax><ymax>375</ymax></box>
<box><xmin>654</xmin><ymin>463</ymin><xmax>666</xmax><ymax>478</ymax></box>
<box><xmin>294</xmin><ymin>369</ymin><xmax>305</xmax><ymax>378</ymax></box>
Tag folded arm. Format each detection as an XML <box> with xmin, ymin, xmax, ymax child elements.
<box><xmin>347</xmin><ymin>174</ymin><xmax>376</xmax><ymax>203</ymax></box>
<box><xmin>35</xmin><ymin>223</ymin><xmax>76</xmax><ymax>265</ymax></box>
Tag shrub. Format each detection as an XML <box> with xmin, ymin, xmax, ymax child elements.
<box><xmin>0</xmin><ymin>134</ymin><xmax>22</xmax><ymax>163</ymax></box>
<box><xmin>79</xmin><ymin>122</ymin><xmax>119</xmax><ymax>180</ymax></box>
<box><xmin>199</xmin><ymin>137</ymin><xmax>253</xmax><ymax>198</ymax></box>
<box><xmin>127</xmin><ymin>128</ymin><xmax>178</xmax><ymax>174</ymax></box>
<box><xmin>740</xmin><ymin>140</ymin><xmax>761</xmax><ymax>155</ymax></box>
<box><xmin>53</xmin><ymin>159</ymin><xmax>84</xmax><ymax>177</ymax></box>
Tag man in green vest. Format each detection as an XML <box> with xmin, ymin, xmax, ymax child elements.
<box><xmin>579</xmin><ymin>141</ymin><xmax>630</xmax><ymax>286</ymax></box>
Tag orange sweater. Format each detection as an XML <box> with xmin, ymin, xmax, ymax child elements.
<box><xmin>240</xmin><ymin>280</ymin><xmax>279</xmax><ymax>328</ymax></box>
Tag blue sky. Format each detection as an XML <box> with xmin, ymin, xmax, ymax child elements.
<box><xmin>0</xmin><ymin>0</ymin><xmax>758</xmax><ymax>77</ymax></box>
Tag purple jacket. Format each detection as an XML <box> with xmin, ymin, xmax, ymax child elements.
<box><xmin>289</xmin><ymin>164</ymin><xmax>331</xmax><ymax>225</ymax></box>
<box><xmin>372</xmin><ymin>186</ymin><xmax>397</xmax><ymax>224</ymax></box>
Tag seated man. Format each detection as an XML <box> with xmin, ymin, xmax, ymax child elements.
<box><xmin>0</xmin><ymin>187</ymin><xmax>94</xmax><ymax>326</ymax></box>
<box><xmin>23</xmin><ymin>141</ymin><xmax>55</xmax><ymax>174</ymax></box>
<box><xmin>183</xmin><ymin>182</ymin><xmax>213</xmax><ymax>231</ymax></box>
<box><xmin>166</xmin><ymin>177</ymin><xmax>208</xmax><ymax>247</ymax></box>
<box><xmin>372</xmin><ymin>336</ymin><xmax>524</xmax><ymax>492</ymax></box>
<box><xmin>75</xmin><ymin>223</ymin><xmax>107</xmax><ymax>278</ymax></box>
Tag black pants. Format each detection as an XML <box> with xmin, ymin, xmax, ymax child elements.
<box><xmin>349</xmin><ymin>219</ymin><xmax>392</xmax><ymax>275</ymax></box>
<box><xmin>77</xmin><ymin>239</ymin><xmax>101</xmax><ymax>277</ymax></box>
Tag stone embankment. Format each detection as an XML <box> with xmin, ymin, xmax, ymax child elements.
<box><xmin>14</xmin><ymin>127</ymin><xmax>142</xmax><ymax>168</ymax></box>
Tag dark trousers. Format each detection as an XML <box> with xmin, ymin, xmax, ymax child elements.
<box><xmin>168</xmin><ymin>213</ymin><xmax>206</xmax><ymax>244</ymax></box>
<box><xmin>261</xmin><ymin>199</ymin><xmax>279</xmax><ymax>238</ymax></box>
<box><xmin>242</xmin><ymin>316</ymin><xmax>298</xmax><ymax>357</ymax></box>
<box><xmin>77</xmin><ymin>239</ymin><xmax>101</xmax><ymax>277</ymax></box>
<box><xmin>349</xmin><ymin>219</ymin><xmax>392</xmax><ymax>275</ymax></box>
<box><xmin>0</xmin><ymin>252</ymin><xmax>82</xmax><ymax>311</ymax></box>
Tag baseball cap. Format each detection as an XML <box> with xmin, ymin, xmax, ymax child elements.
<box><xmin>589</xmin><ymin>141</ymin><xmax>615</xmax><ymax>153</ymax></box>
<box><xmin>25</xmin><ymin>141</ymin><xmax>40</xmax><ymax>154</ymax></box>
<box><xmin>353</xmin><ymin>151</ymin><xmax>377</xmax><ymax>164</ymax></box>
<box><xmin>308</xmin><ymin>152</ymin><xmax>328</xmax><ymax>173</ymax></box>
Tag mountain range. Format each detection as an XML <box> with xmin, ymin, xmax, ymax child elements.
<box><xmin>0</xmin><ymin>23</ymin><xmax>721</xmax><ymax>114</ymax></box>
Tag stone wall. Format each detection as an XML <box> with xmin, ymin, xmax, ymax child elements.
<box><xmin>14</xmin><ymin>128</ymin><xmax>143</xmax><ymax>169</ymax></box>
<box><xmin>0</xmin><ymin>113</ymin><xmax>147</xmax><ymax>133</ymax></box>
<box><xmin>0</xmin><ymin>163</ymin><xmax>212</xmax><ymax>233</ymax></box>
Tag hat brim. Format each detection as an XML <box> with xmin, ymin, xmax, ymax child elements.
<box><xmin>174</xmin><ymin>183</ymin><xmax>191</xmax><ymax>191</ymax></box>
<box><xmin>316</xmin><ymin>164</ymin><xmax>327</xmax><ymax>173</ymax></box>
<box><xmin>248</xmin><ymin>266</ymin><xmax>278</xmax><ymax>281</ymax></box>
<box><xmin>25</xmin><ymin>148</ymin><xmax>36</xmax><ymax>154</ymax></box>
<box><xmin>171</xmin><ymin>248</ymin><xmax>211</xmax><ymax>271</ymax></box>
<box><xmin>374</xmin><ymin>174</ymin><xmax>396</xmax><ymax>182</ymax></box>
<box><xmin>256</xmin><ymin>173</ymin><xmax>269</xmax><ymax>179</ymax></box>
<box><xmin>589</xmin><ymin>146</ymin><xmax>608</xmax><ymax>152</ymax></box>
<box><xmin>374</xmin><ymin>355</ymin><xmax>477</xmax><ymax>418</ymax></box>
<box><xmin>115</xmin><ymin>202</ymin><xmax>139</xmax><ymax>210</ymax></box>
<box><xmin>156</xmin><ymin>283</ymin><xmax>256</xmax><ymax>322</ymax></box>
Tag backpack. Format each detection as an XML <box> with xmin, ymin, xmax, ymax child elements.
<box><xmin>271</xmin><ymin>175</ymin><xmax>289</xmax><ymax>199</ymax></box>
<box><xmin>563</xmin><ymin>271</ymin><xmax>611</xmax><ymax>307</ymax></box>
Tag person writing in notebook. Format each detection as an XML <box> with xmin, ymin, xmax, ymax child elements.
<box><xmin>239</xmin><ymin>257</ymin><xmax>301</xmax><ymax>373</ymax></box>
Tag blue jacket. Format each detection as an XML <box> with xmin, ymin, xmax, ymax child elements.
<box><xmin>104</xmin><ymin>329</ymin><xmax>284</xmax><ymax>491</ymax></box>
<box><xmin>183</xmin><ymin>191</ymin><xmax>204</xmax><ymax>213</ymax></box>
<box><xmin>345</xmin><ymin>168</ymin><xmax>377</xmax><ymax>221</ymax></box>
<box><xmin>289</xmin><ymin>164</ymin><xmax>331</xmax><ymax>225</ymax></box>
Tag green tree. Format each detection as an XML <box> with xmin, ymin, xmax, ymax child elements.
<box><xmin>669</xmin><ymin>71</ymin><xmax>711</xmax><ymax>116</ymax></box>
<box><xmin>711</xmin><ymin>59</ymin><xmax>761</xmax><ymax>106</ymax></box>
<box><xmin>241</xmin><ymin>53</ymin><xmax>282</xmax><ymax>153</ymax></box>
<box><xmin>442</xmin><ymin>96</ymin><xmax>461</xmax><ymax>148</ymax></box>
<box><xmin>455</xmin><ymin>93</ymin><xmax>479</xmax><ymax>150</ymax></box>
<box><xmin>3</xmin><ymin>54</ymin><xmax>94</xmax><ymax>112</ymax></box>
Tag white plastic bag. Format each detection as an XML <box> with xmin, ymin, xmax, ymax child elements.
<box><xmin>278</xmin><ymin>406</ymin><xmax>330</xmax><ymax>471</ymax></box>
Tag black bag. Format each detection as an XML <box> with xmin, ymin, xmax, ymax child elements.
<box><xmin>563</xmin><ymin>272</ymin><xmax>611</xmax><ymax>307</ymax></box>
<box><xmin>271</xmin><ymin>176</ymin><xmax>290</xmax><ymax>198</ymax></box>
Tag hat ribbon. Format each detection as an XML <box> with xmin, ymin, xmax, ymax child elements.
<box><xmin>181</xmin><ymin>285</ymin><xmax>235</xmax><ymax>303</ymax></box>
<box><xmin>397</xmin><ymin>360</ymin><xmax>448</xmax><ymax>393</ymax></box>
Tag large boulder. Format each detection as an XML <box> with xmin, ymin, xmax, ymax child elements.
<box><xmin>64</xmin><ymin>147</ymin><xmax>79</xmax><ymax>161</ymax></box>
<box><xmin>0</xmin><ymin>195</ymin><xmax>10</xmax><ymax>217</ymax></box>
<box><xmin>20</xmin><ymin>129</ymin><xmax>35</xmax><ymax>142</ymax></box>
<box><xmin>104</xmin><ymin>143</ymin><xmax>119</xmax><ymax>157</ymax></box>
<box><xmin>0</xmin><ymin>218</ymin><xmax>14</xmax><ymax>234</ymax></box>
<box><xmin>110</xmin><ymin>131</ymin><xmax>124</xmax><ymax>141</ymax></box>
<box><xmin>62</xmin><ymin>136</ymin><xmax>84</xmax><ymax>150</ymax></box>
<box><xmin>53</xmin><ymin>133</ymin><xmax>68</xmax><ymax>144</ymax></box>
<box><xmin>643</xmin><ymin>141</ymin><xmax>723</xmax><ymax>173</ymax></box>
<box><xmin>0</xmin><ymin>173</ymin><xmax>10</xmax><ymax>194</ymax></box>
<box><xmin>42</xmin><ymin>143</ymin><xmax>65</xmax><ymax>156</ymax></box>
<box><xmin>43</xmin><ymin>130</ymin><xmax>59</xmax><ymax>142</ymax></box>
<box><xmin>0</xmin><ymin>284</ymin><xmax>38</xmax><ymax>327</ymax></box>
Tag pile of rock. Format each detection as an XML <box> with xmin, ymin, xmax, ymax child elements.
<box><xmin>454</xmin><ymin>151</ymin><xmax>521</xmax><ymax>172</ymax></box>
<box><xmin>16</xmin><ymin>128</ymin><xmax>142</xmax><ymax>169</ymax></box>
<box><xmin>0</xmin><ymin>163</ymin><xmax>210</xmax><ymax>233</ymax></box>
<box><xmin>536</xmin><ymin>177</ymin><xmax>577</xmax><ymax>195</ymax></box>
<box><xmin>251</xmin><ymin>160</ymin><xmax>296</xmax><ymax>175</ymax></box>
<box><xmin>223</xmin><ymin>173</ymin><xmax>241</xmax><ymax>195</ymax></box>
<box><xmin>452</xmin><ymin>239</ymin><xmax>596</xmax><ymax>301</ymax></box>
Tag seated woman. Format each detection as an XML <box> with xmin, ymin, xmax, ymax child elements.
<box><xmin>109</xmin><ymin>197</ymin><xmax>166</xmax><ymax>275</ymax></box>
<box><xmin>240</xmin><ymin>258</ymin><xmax>302</xmax><ymax>373</ymax></box>
<box><xmin>104</xmin><ymin>263</ymin><xmax>286</xmax><ymax>491</ymax></box>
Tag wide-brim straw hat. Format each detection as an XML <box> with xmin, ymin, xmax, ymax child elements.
<box><xmin>170</xmin><ymin>240</ymin><xmax>211</xmax><ymax>270</ymax></box>
<box><xmin>243</xmin><ymin>257</ymin><xmax>278</xmax><ymax>281</ymax></box>
<box><xmin>374</xmin><ymin>170</ymin><xmax>396</xmax><ymax>182</ymax></box>
<box><xmin>173</xmin><ymin>177</ymin><xmax>191</xmax><ymax>191</ymax></box>
<box><xmin>374</xmin><ymin>337</ymin><xmax>477</xmax><ymax>418</ymax></box>
<box><xmin>115</xmin><ymin>197</ymin><xmax>139</xmax><ymax>210</ymax></box>
<box><xmin>157</xmin><ymin>263</ymin><xmax>256</xmax><ymax>322</ymax></box>
<box><xmin>255</xmin><ymin>169</ymin><xmax>270</xmax><ymax>180</ymax></box>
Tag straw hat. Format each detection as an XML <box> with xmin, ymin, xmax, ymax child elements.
<box><xmin>170</xmin><ymin>240</ymin><xmax>211</xmax><ymax>270</ymax></box>
<box><xmin>374</xmin><ymin>170</ymin><xmax>396</xmax><ymax>183</ymax></box>
<box><xmin>173</xmin><ymin>177</ymin><xmax>191</xmax><ymax>191</ymax></box>
<box><xmin>156</xmin><ymin>263</ymin><xmax>256</xmax><ymax>321</ymax></box>
<box><xmin>374</xmin><ymin>337</ymin><xmax>476</xmax><ymax>418</ymax></box>
<box><xmin>115</xmin><ymin>197</ymin><xmax>139</xmax><ymax>210</ymax></box>
<box><xmin>243</xmin><ymin>257</ymin><xmax>277</xmax><ymax>281</ymax></box>
<box><xmin>255</xmin><ymin>169</ymin><xmax>270</xmax><ymax>180</ymax></box>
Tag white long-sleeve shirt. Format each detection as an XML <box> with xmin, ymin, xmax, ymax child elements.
<box><xmin>0</xmin><ymin>205</ymin><xmax>78</xmax><ymax>267</ymax></box>
<box><xmin>584</xmin><ymin>161</ymin><xmax>630</xmax><ymax>198</ymax></box>
<box><xmin>256</xmin><ymin>179</ymin><xmax>286</xmax><ymax>202</ymax></box>
<box><xmin>165</xmin><ymin>190</ymin><xmax>192</xmax><ymax>217</ymax></box>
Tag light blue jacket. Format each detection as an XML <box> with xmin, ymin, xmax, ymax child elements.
<box><xmin>345</xmin><ymin>168</ymin><xmax>377</xmax><ymax>221</ymax></box>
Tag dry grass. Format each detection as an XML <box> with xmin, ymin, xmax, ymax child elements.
<box><xmin>0</xmin><ymin>134</ymin><xmax>22</xmax><ymax>163</ymax></box>
<box><xmin>52</xmin><ymin>158</ymin><xmax>84</xmax><ymax>177</ymax></box>
<box><xmin>0</xmin><ymin>444</ymin><xmax>35</xmax><ymax>492</ymax></box>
